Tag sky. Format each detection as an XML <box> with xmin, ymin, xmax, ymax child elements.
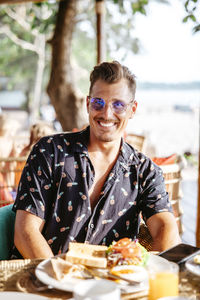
<box><xmin>120</xmin><ymin>0</ymin><xmax>200</xmax><ymax>84</ymax></box>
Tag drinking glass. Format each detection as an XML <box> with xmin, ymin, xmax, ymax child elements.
<box><xmin>148</xmin><ymin>261</ymin><xmax>179</xmax><ymax>300</ymax></box>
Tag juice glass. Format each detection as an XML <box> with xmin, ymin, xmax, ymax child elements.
<box><xmin>148</xmin><ymin>261</ymin><xmax>179</xmax><ymax>300</ymax></box>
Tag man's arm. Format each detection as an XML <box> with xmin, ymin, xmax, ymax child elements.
<box><xmin>14</xmin><ymin>210</ymin><xmax>54</xmax><ymax>259</ymax></box>
<box><xmin>146</xmin><ymin>212</ymin><xmax>181</xmax><ymax>252</ymax></box>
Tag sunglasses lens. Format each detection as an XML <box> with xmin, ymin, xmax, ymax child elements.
<box><xmin>112</xmin><ymin>100</ymin><xmax>126</xmax><ymax>113</ymax></box>
<box><xmin>90</xmin><ymin>97</ymin><xmax>105</xmax><ymax>110</ymax></box>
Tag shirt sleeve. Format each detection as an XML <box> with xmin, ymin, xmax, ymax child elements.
<box><xmin>138</xmin><ymin>159</ymin><xmax>173</xmax><ymax>222</ymax></box>
<box><xmin>12</xmin><ymin>137</ymin><xmax>54</xmax><ymax>220</ymax></box>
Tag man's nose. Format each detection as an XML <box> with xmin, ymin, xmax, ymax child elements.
<box><xmin>103</xmin><ymin>103</ymin><xmax>114</xmax><ymax>118</ymax></box>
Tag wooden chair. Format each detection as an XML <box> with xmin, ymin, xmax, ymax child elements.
<box><xmin>138</xmin><ymin>155</ymin><xmax>186</xmax><ymax>250</ymax></box>
<box><xmin>125</xmin><ymin>133</ymin><xmax>146</xmax><ymax>153</ymax></box>
<box><xmin>160</xmin><ymin>157</ymin><xmax>185</xmax><ymax>235</ymax></box>
<box><xmin>138</xmin><ymin>222</ymin><xmax>153</xmax><ymax>251</ymax></box>
<box><xmin>0</xmin><ymin>157</ymin><xmax>27</xmax><ymax>207</ymax></box>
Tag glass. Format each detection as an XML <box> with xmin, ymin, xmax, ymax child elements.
<box><xmin>148</xmin><ymin>261</ymin><xmax>179</xmax><ymax>300</ymax></box>
<box><xmin>88</xmin><ymin>96</ymin><xmax>134</xmax><ymax>114</ymax></box>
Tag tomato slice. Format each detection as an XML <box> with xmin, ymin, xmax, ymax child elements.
<box><xmin>121</xmin><ymin>242</ymin><xmax>141</xmax><ymax>259</ymax></box>
<box><xmin>112</xmin><ymin>238</ymin><xmax>132</xmax><ymax>251</ymax></box>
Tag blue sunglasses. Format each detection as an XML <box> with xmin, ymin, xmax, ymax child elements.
<box><xmin>88</xmin><ymin>96</ymin><xmax>134</xmax><ymax>114</ymax></box>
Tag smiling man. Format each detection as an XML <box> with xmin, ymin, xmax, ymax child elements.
<box><xmin>12</xmin><ymin>61</ymin><xmax>181</xmax><ymax>259</ymax></box>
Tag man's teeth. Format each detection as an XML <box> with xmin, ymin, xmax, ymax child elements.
<box><xmin>99</xmin><ymin>122</ymin><xmax>114</xmax><ymax>127</ymax></box>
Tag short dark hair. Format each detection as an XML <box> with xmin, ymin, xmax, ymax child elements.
<box><xmin>89</xmin><ymin>61</ymin><xmax>136</xmax><ymax>98</ymax></box>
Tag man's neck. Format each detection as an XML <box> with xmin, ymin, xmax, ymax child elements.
<box><xmin>88</xmin><ymin>137</ymin><xmax>122</xmax><ymax>160</ymax></box>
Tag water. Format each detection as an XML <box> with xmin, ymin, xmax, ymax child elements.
<box><xmin>136</xmin><ymin>88</ymin><xmax>200</xmax><ymax>109</ymax></box>
<box><xmin>127</xmin><ymin>89</ymin><xmax>200</xmax><ymax>156</ymax></box>
<box><xmin>0</xmin><ymin>91</ymin><xmax>26</xmax><ymax>108</ymax></box>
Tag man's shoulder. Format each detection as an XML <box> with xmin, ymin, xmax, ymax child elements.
<box><xmin>124</xmin><ymin>142</ymin><xmax>160</xmax><ymax>170</ymax></box>
<box><xmin>36</xmin><ymin>128</ymin><xmax>88</xmax><ymax>153</ymax></box>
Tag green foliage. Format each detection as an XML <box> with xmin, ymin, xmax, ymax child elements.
<box><xmin>183</xmin><ymin>0</ymin><xmax>200</xmax><ymax>33</ymax></box>
<box><xmin>0</xmin><ymin>0</ymin><xmax>174</xmax><ymax>102</ymax></box>
<box><xmin>0</xmin><ymin>3</ymin><xmax>57</xmax><ymax>93</ymax></box>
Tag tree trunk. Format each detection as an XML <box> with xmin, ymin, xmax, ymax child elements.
<box><xmin>31</xmin><ymin>33</ymin><xmax>46</xmax><ymax>122</ymax></box>
<box><xmin>47</xmin><ymin>0</ymin><xmax>87</xmax><ymax>131</ymax></box>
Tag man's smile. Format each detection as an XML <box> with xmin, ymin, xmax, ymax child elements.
<box><xmin>95</xmin><ymin>119</ymin><xmax>119</xmax><ymax>130</ymax></box>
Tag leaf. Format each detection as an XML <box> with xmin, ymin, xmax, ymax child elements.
<box><xmin>184</xmin><ymin>0</ymin><xmax>189</xmax><ymax>12</ymax></box>
<box><xmin>190</xmin><ymin>14</ymin><xmax>196</xmax><ymax>22</ymax></box>
<box><xmin>182</xmin><ymin>15</ymin><xmax>190</xmax><ymax>23</ymax></box>
<box><xmin>193</xmin><ymin>24</ymin><xmax>200</xmax><ymax>33</ymax></box>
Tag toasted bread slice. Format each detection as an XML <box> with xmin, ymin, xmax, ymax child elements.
<box><xmin>68</xmin><ymin>242</ymin><xmax>107</xmax><ymax>257</ymax></box>
<box><xmin>64</xmin><ymin>242</ymin><xmax>108</xmax><ymax>268</ymax></box>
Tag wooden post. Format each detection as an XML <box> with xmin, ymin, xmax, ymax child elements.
<box><xmin>196</xmin><ymin>107</ymin><xmax>200</xmax><ymax>246</ymax></box>
<box><xmin>95</xmin><ymin>0</ymin><xmax>106</xmax><ymax>64</ymax></box>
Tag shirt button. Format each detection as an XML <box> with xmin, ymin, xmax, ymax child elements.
<box><xmin>90</xmin><ymin>223</ymin><xmax>94</xmax><ymax>229</ymax></box>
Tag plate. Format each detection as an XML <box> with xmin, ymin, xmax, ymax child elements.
<box><xmin>0</xmin><ymin>292</ymin><xmax>48</xmax><ymax>300</ymax></box>
<box><xmin>185</xmin><ymin>256</ymin><xmax>200</xmax><ymax>276</ymax></box>
<box><xmin>35</xmin><ymin>253</ymin><xmax>171</xmax><ymax>294</ymax></box>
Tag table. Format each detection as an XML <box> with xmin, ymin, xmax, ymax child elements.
<box><xmin>0</xmin><ymin>258</ymin><xmax>200</xmax><ymax>299</ymax></box>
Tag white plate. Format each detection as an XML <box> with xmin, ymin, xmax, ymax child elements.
<box><xmin>35</xmin><ymin>253</ymin><xmax>170</xmax><ymax>294</ymax></box>
<box><xmin>0</xmin><ymin>292</ymin><xmax>48</xmax><ymax>299</ymax></box>
<box><xmin>185</xmin><ymin>256</ymin><xmax>200</xmax><ymax>276</ymax></box>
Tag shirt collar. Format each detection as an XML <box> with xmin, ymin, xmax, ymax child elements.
<box><xmin>70</xmin><ymin>126</ymin><xmax>141</xmax><ymax>166</ymax></box>
<box><xmin>119</xmin><ymin>138</ymin><xmax>141</xmax><ymax>168</ymax></box>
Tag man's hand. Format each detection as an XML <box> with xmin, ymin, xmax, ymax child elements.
<box><xmin>14</xmin><ymin>210</ymin><xmax>54</xmax><ymax>259</ymax></box>
<box><xmin>146</xmin><ymin>212</ymin><xmax>181</xmax><ymax>252</ymax></box>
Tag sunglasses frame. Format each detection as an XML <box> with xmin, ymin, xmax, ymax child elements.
<box><xmin>88</xmin><ymin>96</ymin><xmax>134</xmax><ymax>114</ymax></box>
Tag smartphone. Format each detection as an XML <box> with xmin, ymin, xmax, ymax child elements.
<box><xmin>159</xmin><ymin>243</ymin><xmax>200</xmax><ymax>264</ymax></box>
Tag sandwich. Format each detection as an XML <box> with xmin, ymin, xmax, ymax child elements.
<box><xmin>64</xmin><ymin>242</ymin><xmax>108</xmax><ymax>268</ymax></box>
<box><xmin>64</xmin><ymin>238</ymin><xmax>149</xmax><ymax>269</ymax></box>
<box><xmin>106</xmin><ymin>238</ymin><xmax>149</xmax><ymax>268</ymax></box>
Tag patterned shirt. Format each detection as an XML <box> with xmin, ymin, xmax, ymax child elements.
<box><xmin>12</xmin><ymin>126</ymin><xmax>172</xmax><ymax>257</ymax></box>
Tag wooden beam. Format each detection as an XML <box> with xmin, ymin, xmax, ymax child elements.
<box><xmin>196</xmin><ymin>108</ymin><xmax>200</xmax><ymax>246</ymax></box>
<box><xmin>0</xmin><ymin>0</ymin><xmax>47</xmax><ymax>4</ymax></box>
<box><xmin>96</xmin><ymin>0</ymin><xmax>106</xmax><ymax>64</ymax></box>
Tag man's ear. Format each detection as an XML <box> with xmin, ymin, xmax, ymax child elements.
<box><xmin>129</xmin><ymin>100</ymin><xmax>138</xmax><ymax>119</ymax></box>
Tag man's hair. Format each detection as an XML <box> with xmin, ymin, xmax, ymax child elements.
<box><xmin>89</xmin><ymin>61</ymin><xmax>136</xmax><ymax>97</ymax></box>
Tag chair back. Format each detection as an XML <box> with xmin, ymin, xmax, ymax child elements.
<box><xmin>0</xmin><ymin>204</ymin><xmax>16</xmax><ymax>260</ymax></box>
<box><xmin>138</xmin><ymin>223</ymin><xmax>153</xmax><ymax>251</ymax></box>
<box><xmin>160</xmin><ymin>157</ymin><xmax>185</xmax><ymax>235</ymax></box>
<box><xmin>0</xmin><ymin>156</ymin><xmax>27</xmax><ymax>207</ymax></box>
<box><xmin>125</xmin><ymin>133</ymin><xmax>146</xmax><ymax>152</ymax></box>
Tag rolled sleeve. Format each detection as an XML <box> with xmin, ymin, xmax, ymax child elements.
<box><xmin>139</xmin><ymin>161</ymin><xmax>172</xmax><ymax>222</ymax></box>
<box><xmin>13</xmin><ymin>139</ymin><xmax>53</xmax><ymax>220</ymax></box>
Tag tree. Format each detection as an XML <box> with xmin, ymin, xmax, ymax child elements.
<box><xmin>0</xmin><ymin>0</ymin><xmax>165</xmax><ymax>131</ymax></box>
<box><xmin>0</xmin><ymin>3</ymin><xmax>57</xmax><ymax>120</ymax></box>
<box><xmin>47</xmin><ymin>0</ymin><xmax>154</xmax><ymax>131</ymax></box>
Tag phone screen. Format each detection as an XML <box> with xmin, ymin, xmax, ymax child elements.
<box><xmin>159</xmin><ymin>243</ymin><xmax>200</xmax><ymax>264</ymax></box>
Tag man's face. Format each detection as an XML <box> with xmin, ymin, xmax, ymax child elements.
<box><xmin>87</xmin><ymin>79</ymin><xmax>137</xmax><ymax>143</ymax></box>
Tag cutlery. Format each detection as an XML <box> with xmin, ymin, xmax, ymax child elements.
<box><xmin>84</xmin><ymin>267</ymin><xmax>142</xmax><ymax>286</ymax></box>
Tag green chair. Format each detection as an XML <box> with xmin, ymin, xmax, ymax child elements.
<box><xmin>0</xmin><ymin>204</ymin><xmax>16</xmax><ymax>260</ymax></box>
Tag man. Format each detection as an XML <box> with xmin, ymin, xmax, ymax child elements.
<box><xmin>12</xmin><ymin>61</ymin><xmax>181</xmax><ymax>259</ymax></box>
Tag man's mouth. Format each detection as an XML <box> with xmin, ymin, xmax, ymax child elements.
<box><xmin>98</xmin><ymin>121</ymin><xmax>115</xmax><ymax>128</ymax></box>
